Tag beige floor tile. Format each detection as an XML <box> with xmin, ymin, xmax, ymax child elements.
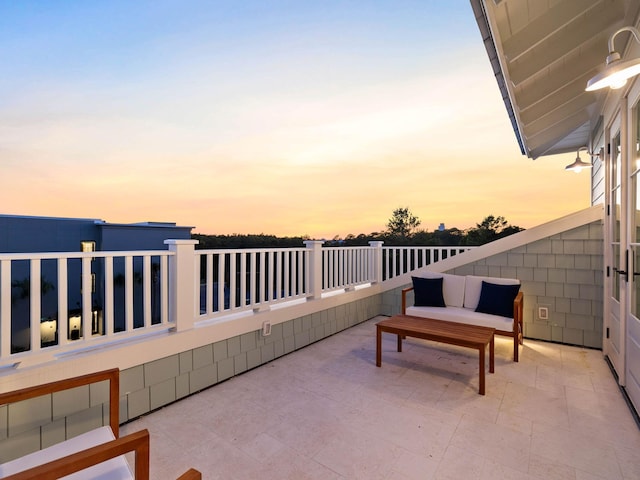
<box><xmin>495</xmin><ymin>410</ymin><xmax>533</xmax><ymax>436</ymax></box>
<box><xmin>613</xmin><ymin>441</ymin><xmax>640</xmax><ymax>480</ymax></box>
<box><xmin>479</xmin><ymin>459</ymin><xmax>546</xmax><ymax>480</ymax></box>
<box><xmin>312</xmin><ymin>424</ymin><xmax>401</xmax><ymax>479</ymax></box>
<box><xmin>499</xmin><ymin>382</ymin><xmax>570</xmax><ymax>428</ymax></box>
<box><xmin>434</xmin><ymin>445</ymin><xmax>484</xmax><ymax>480</ymax></box>
<box><xmin>531</xmin><ymin>422</ymin><xmax>623</xmax><ymax>479</ymax></box>
<box><xmin>117</xmin><ymin>316</ymin><xmax>638</xmax><ymax>480</ymax></box>
<box><xmin>260</xmin><ymin>448</ymin><xmax>344</xmax><ymax>480</ymax></box>
<box><xmin>388</xmin><ymin>448</ymin><xmax>439</xmax><ymax>479</ymax></box>
<box><xmin>527</xmin><ymin>453</ymin><xmax>577</xmax><ymax>480</ymax></box>
<box><xmin>449</xmin><ymin>414</ymin><xmax>531</xmax><ymax>473</ymax></box>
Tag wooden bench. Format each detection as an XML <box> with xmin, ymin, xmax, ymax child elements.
<box><xmin>402</xmin><ymin>273</ymin><xmax>524</xmax><ymax>361</ymax></box>
<box><xmin>0</xmin><ymin>369</ymin><xmax>201</xmax><ymax>480</ymax></box>
<box><xmin>376</xmin><ymin>314</ymin><xmax>495</xmax><ymax>395</ymax></box>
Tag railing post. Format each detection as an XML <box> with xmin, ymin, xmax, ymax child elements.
<box><xmin>304</xmin><ymin>240</ymin><xmax>324</xmax><ymax>300</ymax></box>
<box><xmin>368</xmin><ymin>241</ymin><xmax>384</xmax><ymax>284</ymax></box>
<box><xmin>164</xmin><ymin>239</ymin><xmax>199</xmax><ymax>332</ymax></box>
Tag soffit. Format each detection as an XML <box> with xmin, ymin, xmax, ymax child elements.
<box><xmin>472</xmin><ymin>0</ymin><xmax>640</xmax><ymax>159</ymax></box>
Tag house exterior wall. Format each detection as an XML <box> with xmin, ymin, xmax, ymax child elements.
<box><xmin>0</xmin><ymin>214</ymin><xmax>192</xmax><ymax>253</ymax></box>
<box><xmin>450</xmin><ymin>221</ymin><xmax>604</xmax><ymax>348</ymax></box>
<box><xmin>386</xmin><ymin>221</ymin><xmax>604</xmax><ymax>349</ymax></box>
<box><xmin>0</xmin><ymin>215</ymin><xmax>100</xmax><ymax>253</ymax></box>
<box><xmin>99</xmin><ymin>223</ymin><xmax>192</xmax><ymax>251</ymax></box>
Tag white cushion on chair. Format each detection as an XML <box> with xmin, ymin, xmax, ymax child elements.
<box><xmin>405</xmin><ymin>305</ymin><xmax>514</xmax><ymax>331</ymax></box>
<box><xmin>0</xmin><ymin>426</ymin><xmax>133</xmax><ymax>479</ymax></box>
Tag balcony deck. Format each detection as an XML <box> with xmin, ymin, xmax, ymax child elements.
<box><xmin>121</xmin><ymin>316</ymin><xmax>640</xmax><ymax>479</ymax></box>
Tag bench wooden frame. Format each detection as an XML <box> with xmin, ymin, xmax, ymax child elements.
<box><xmin>376</xmin><ymin>314</ymin><xmax>495</xmax><ymax>395</ymax></box>
<box><xmin>0</xmin><ymin>369</ymin><xmax>201</xmax><ymax>480</ymax></box>
<box><xmin>402</xmin><ymin>287</ymin><xmax>524</xmax><ymax>362</ymax></box>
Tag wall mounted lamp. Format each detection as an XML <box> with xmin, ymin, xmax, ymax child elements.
<box><xmin>586</xmin><ymin>26</ymin><xmax>640</xmax><ymax>91</ymax></box>
<box><xmin>565</xmin><ymin>147</ymin><xmax>598</xmax><ymax>173</ymax></box>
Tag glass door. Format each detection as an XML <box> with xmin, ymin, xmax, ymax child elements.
<box><xmin>606</xmin><ymin>119</ymin><xmax>626</xmax><ymax>378</ymax></box>
<box><xmin>627</xmin><ymin>104</ymin><xmax>640</xmax><ymax>408</ymax></box>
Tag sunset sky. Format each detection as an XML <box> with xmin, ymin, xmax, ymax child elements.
<box><xmin>1</xmin><ymin>1</ymin><xmax>590</xmax><ymax>239</ymax></box>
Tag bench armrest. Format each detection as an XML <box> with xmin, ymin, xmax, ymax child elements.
<box><xmin>0</xmin><ymin>369</ymin><xmax>120</xmax><ymax>437</ymax></box>
<box><xmin>401</xmin><ymin>287</ymin><xmax>414</xmax><ymax>314</ymax></box>
<box><xmin>513</xmin><ymin>291</ymin><xmax>524</xmax><ymax>333</ymax></box>
<box><xmin>178</xmin><ymin>468</ymin><xmax>203</xmax><ymax>480</ymax></box>
<box><xmin>3</xmin><ymin>429</ymin><xmax>150</xmax><ymax>480</ymax></box>
<box><xmin>1</xmin><ymin>370</ymin><xmax>202</xmax><ymax>480</ymax></box>
<box><xmin>2</xmin><ymin>428</ymin><xmax>202</xmax><ymax>480</ymax></box>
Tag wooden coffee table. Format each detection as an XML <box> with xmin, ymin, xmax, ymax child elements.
<box><xmin>376</xmin><ymin>314</ymin><xmax>495</xmax><ymax>395</ymax></box>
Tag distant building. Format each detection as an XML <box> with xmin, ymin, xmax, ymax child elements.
<box><xmin>438</xmin><ymin>223</ymin><xmax>445</xmax><ymax>231</ymax></box>
<box><xmin>0</xmin><ymin>214</ymin><xmax>193</xmax><ymax>253</ymax></box>
<box><xmin>0</xmin><ymin>214</ymin><xmax>193</xmax><ymax>351</ymax></box>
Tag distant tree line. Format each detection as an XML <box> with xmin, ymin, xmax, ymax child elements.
<box><xmin>193</xmin><ymin>233</ymin><xmax>310</xmax><ymax>249</ymax></box>
<box><xmin>192</xmin><ymin>207</ymin><xmax>524</xmax><ymax>249</ymax></box>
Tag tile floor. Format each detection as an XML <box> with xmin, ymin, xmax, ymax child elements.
<box><xmin>122</xmin><ymin>316</ymin><xmax>640</xmax><ymax>479</ymax></box>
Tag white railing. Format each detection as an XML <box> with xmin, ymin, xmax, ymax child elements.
<box><xmin>322</xmin><ymin>246</ymin><xmax>376</xmax><ymax>293</ymax></box>
<box><xmin>0</xmin><ymin>241</ymin><xmax>475</xmax><ymax>364</ymax></box>
<box><xmin>0</xmin><ymin>250</ymin><xmax>173</xmax><ymax>362</ymax></box>
<box><xmin>382</xmin><ymin>246</ymin><xmax>473</xmax><ymax>280</ymax></box>
<box><xmin>195</xmin><ymin>247</ymin><xmax>309</xmax><ymax>318</ymax></box>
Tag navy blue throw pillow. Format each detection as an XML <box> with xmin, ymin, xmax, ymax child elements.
<box><xmin>475</xmin><ymin>281</ymin><xmax>520</xmax><ymax>318</ymax></box>
<box><xmin>412</xmin><ymin>276</ymin><xmax>446</xmax><ymax>307</ymax></box>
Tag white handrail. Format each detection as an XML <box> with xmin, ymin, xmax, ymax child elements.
<box><xmin>0</xmin><ymin>244</ymin><xmax>474</xmax><ymax>363</ymax></box>
<box><xmin>0</xmin><ymin>250</ymin><xmax>174</xmax><ymax>362</ymax></box>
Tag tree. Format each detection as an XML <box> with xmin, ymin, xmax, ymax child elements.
<box><xmin>386</xmin><ymin>207</ymin><xmax>421</xmax><ymax>240</ymax></box>
<box><xmin>464</xmin><ymin>215</ymin><xmax>523</xmax><ymax>245</ymax></box>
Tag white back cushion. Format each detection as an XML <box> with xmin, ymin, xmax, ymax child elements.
<box><xmin>415</xmin><ymin>271</ymin><xmax>465</xmax><ymax>307</ymax></box>
<box><xmin>463</xmin><ymin>275</ymin><xmax>520</xmax><ymax>310</ymax></box>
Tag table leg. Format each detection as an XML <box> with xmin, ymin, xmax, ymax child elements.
<box><xmin>479</xmin><ymin>345</ymin><xmax>485</xmax><ymax>395</ymax></box>
<box><xmin>489</xmin><ymin>336</ymin><xmax>495</xmax><ymax>373</ymax></box>
<box><xmin>397</xmin><ymin>334</ymin><xmax>403</xmax><ymax>352</ymax></box>
<box><xmin>376</xmin><ymin>326</ymin><xmax>382</xmax><ymax>367</ymax></box>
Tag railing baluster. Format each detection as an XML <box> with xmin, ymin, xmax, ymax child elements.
<box><xmin>143</xmin><ymin>256</ymin><xmax>151</xmax><ymax>328</ymax></box>
<box><xmin>269</xmin><ymin>251</ymin><xmax>274</xmax><ymax>302</ymax></box>
<box><xmin>81</xmin><ymin>256</ymin><xmax>92</xmax><ymax>340</ymax></box>
<box><xmin>161</xmin><ymin>255</ymin><xmax>168</xmax><ymax>324</ymax></box>
<box><xmin>240</xmin><ymin>252</ymin><xmax>247</xmax><ymax>308</ymax></box>
<box><xmin>30</xmin><ymin>259</ymin><xmax>41</xmax><ymax>353</ymax></box>
<box><xmin>250</xmin><ymin>252</ymin><xmax>256</xmax><ymax>305</ymax></box>
<box><xmin>125</xmin><ymin>256</ymin><xmax>134</xmax><ymax>332</ymax></box>
<box><xmin>229</xmin><ymin>252</ymin><xmax>237</xmax><ymax>310</ymax></box>
<box><xmin>218</xmin><ymin>253</ymin><xmax>225</xmax><ymax>312</ymax></box>
<box><xmin>58</xmin><ymin>258</ymin><xmax>69</xmax><ymax>344</ymax></box>
<box><xmin>0</xmin><ymin>259</ymin><xmax>10</xmax><ymax>357</ymax></box>
<box><xmin>205</xmin><ymin>254</ymin><xmax>212</xmax><ymax>314</ymax></box>
<box><xmin>299</xmin><ymin>250</ymin><xmax>305</xmax><ymax>296</ymax></box>
<box><xmin>284</xmin><ymin>251</ymin><xmax>290</xmax><ymax>299</ymax></box>
<box><xmin>277</xmin><ymin>251</ymin><xmax>283</xmax><ymax>300</ymax></box>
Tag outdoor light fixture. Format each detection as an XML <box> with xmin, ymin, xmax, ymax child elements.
<box><xmin>565</xmin><ymin>147</ymin><xmax>597</xmax><ymax>173</ymax></box>
<box><xmin>586</xmin><ymin>26</ymin><xmax>640</xmax><ymax>91</ymax></box>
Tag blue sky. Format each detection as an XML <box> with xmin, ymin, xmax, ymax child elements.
<box><xmin>1</xmin><ymin>1</ymin><xmax>589</xmax><ymax>237</ymax></box>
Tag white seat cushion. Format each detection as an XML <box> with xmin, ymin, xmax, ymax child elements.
<box><xmin>405</xmin><ymin>305</ymin><xmax>514</xmax><ymax>331</ymax></box>
<box><xmin>0</xmin><ymin>426</ymin><xmax>133</xmax><ymax>479</ymax></box>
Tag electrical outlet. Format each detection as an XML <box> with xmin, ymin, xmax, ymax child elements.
<box><xmin>262</xmin><ymin>321</ymin><xmax>271</xmax><ymax>336</ymax></box>
<box><xmin>538</xmin><ymin>306</ymin><xmax>549</xmax><ymax>320</ymax></box>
